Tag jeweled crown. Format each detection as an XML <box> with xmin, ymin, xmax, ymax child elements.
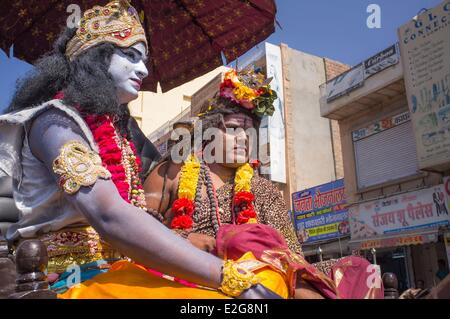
<box><xmin>65</xmin><ymin>0</ymin><xmax>148</xmax><ymax>61</ymax></box>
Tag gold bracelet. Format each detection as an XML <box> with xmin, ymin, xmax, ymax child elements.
<box><xmin>219</xmin><ymin>260</ymin><xmax>260</xmax><ymax>297</ymax></box>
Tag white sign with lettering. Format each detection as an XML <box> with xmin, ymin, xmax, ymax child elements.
<box><xmin>398</xmin><ymin>1</ymin><xmax>450</xmax><ymax>170</ymax></box>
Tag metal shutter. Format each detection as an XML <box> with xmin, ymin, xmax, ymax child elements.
<box><xmin>354</xmin><ymin>121</ymin><xmax>419</xmax><ymax>189</ymax></box>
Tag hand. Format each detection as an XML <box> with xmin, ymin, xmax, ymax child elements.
<box><xmin>237</xmin><ymin>284</ymin><xmax>283</xmax><ymax>299</ymax></box>
<box><xmin>187</xmin><ymin>233</ymin><xmax>216</xmax><ymax>253</ymax></box>
<box><xmin>295</xmin><ymin>278</ymin><xmax>325</xmax><ymax>299</ymax></box>
<box><xmin>399</xmin><ymin>288</ymin><xmax>422</xmax><ymax>299</ymax></box>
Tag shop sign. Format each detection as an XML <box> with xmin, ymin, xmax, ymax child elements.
<box><xmin>398</xmin><ymin>1</ymin><xmax>450</xmax><ymax>170</ymax></box>
<box><xmin>349</xmin><ymin>184</ymin><xmax>450</xmax><ymax>240</ymax></box>
<box><xmin>325</xmin><ymin>44</ymin><xmax>400</xmax><ymax>103</ymax></box>
<box><xmin>364</xmin><ymin>44</ymin><xmax>400</xmax><ymax>79</ymax></box>
<box><xmin>293</xmin><ymin>179</ymin><xmax>349</xmax><ymax>243</ymax></box>
<box><xmin>444</xmin><ymin>176</ymin><xmax>450</xmax><ymax>210</ymax></box>
<box><xmin>360</xmin><ymin>233</ymin><xmax>437</xmax><ymax>250</ymax></box>
<box><xmin>352</xmin><ymin>111</ymin><xmax>410</xmax><ymax>141</ymax></box>
<box><xmin>326</xmin><ymin>63</ymin><xmax>364</xmax><ymax>102</ymax></box>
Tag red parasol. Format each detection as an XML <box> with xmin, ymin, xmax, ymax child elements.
<box><xmin>0</xmin><ymin>0</ymin><xmax>277</xmax><ymax>92</ymax></box>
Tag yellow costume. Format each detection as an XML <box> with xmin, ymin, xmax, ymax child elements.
<box><xmin>59</xmin><ymin>252</ymin><xmax>288</xmax><ymax>299</ymax></box>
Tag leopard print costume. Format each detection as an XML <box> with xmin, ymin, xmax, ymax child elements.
<box><xmin>190</xmin><ymin>174</ymin><xmax>303</xmax><ymax>256</ymax></box>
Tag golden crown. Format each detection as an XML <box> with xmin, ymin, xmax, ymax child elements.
<box><xmin>65</xmin><ymin>0</ymin><xmax>148</xmax><ymax>61</ymax></box>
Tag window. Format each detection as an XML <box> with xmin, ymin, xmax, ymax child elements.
<box><xmin>353</xmin><ymin>117</ymin><xmax>419</xmax><ymax>189</ymax></box>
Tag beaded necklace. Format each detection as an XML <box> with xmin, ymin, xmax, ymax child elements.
<box><xmin>201</xmin><ymin>163</ymin><xmax>258</xmax><ymax>234</ymax></box>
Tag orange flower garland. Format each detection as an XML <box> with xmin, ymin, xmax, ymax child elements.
<box><xmin>233</xmin><ymin>162</ymin><xmax>257</xmax><ymax>225</ymax></box>
<box><xmin>218</xmin><ymin>69</ymin><xmax>277</xmax><ymax>117</ymax></box>
<box><xmin>171</xmin><ymin>155</ymin><xmax>258</xmax><ymax>230</ymax></box>
<box><xmin>170</xmin><ymin>154</ymin><xmax>201</xmax><ymax>230</ymax></box>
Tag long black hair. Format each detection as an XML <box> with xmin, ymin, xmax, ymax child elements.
<box><xmin>7</xmin><ymin>27</ymin><xmax>130</xmax><ymax>134</ymax></box>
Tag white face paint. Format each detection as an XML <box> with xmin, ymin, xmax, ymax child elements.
<box><xmin>108</xmin><ymin>42</ymin><xmax>148</xmax><ymax>105</ymax></box>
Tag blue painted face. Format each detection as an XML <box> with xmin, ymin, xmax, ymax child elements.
<box><xmin>108</xmin><ymin>42</ymin><xmax>148</xmax><ymax>105</ymax></box>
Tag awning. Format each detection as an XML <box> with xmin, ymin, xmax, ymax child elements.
<box><xmin>348</xmin><ymin>228</ymin><xmax>439</xmax><ymax>250</ymax></box>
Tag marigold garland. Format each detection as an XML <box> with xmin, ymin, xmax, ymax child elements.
<box><xmin>171</xmin><ymin>155</ymin><xmax>258</xmax><ymax>229</ymax></box>
<box><xmin>234</xmin><ymin>163</ymin><xmax>253</xmax><ymax>192</ymax></box>
<box><xmin>233</xmin><ymin>163</ymin><xmax>257</xmax><ymax>225</ymax></box>
<box><xmin>170</xmin><ymin>154</ymin><xmax>201</xmax><ymax>230</ymax></box>
<box><xmin>178</xmin><ymin>154</ymin><xmax>201</xmax><ymax>200</ymax></box>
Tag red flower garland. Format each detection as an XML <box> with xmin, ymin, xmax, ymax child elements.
<box><xmin>171</xmin><ymin>214</ymin><xmax>193</xmax><ymax>230</ymax></box>
<box><xmin>84</xmin><ymin>114</ymin><xmax>144</xmax><ymax>204</ymax></box>
<box><xmin>170</xmin><ymin>198</ymin><xmax>195</xmax><ymax>229</ymax></box>
<box><xmin>85</xmin><ymin>115</ymin><xmax>201</xmax><ymax>288</ymax></box>
<box><xmin>172</xmin><ymin>198</ymin><xmax>195</xmax><ymax>216</ymax></box>
<box><xmin>250</xmin><ymin>159</ymin><xmax>261</xmax><ymax>169</ymax></box>
<box><xmin>233</xmin><ymin>191</ymin><xmax>257</xmax><ymax>225</ymax></box>
<box><xmin>236</xmin><ymin>209</ymin><xmax>257</xmax><ymax>225</ymax></box>
<box><xmin>53</xmin><ymin>91</ymin><xmax>144</xmax><ymax>204</ymax></box>
<box><xmin>234</xmin><ymin>191</ymin><xmax>255</xmax><ymax>208</ymax></box>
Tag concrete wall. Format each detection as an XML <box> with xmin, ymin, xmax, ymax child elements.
<box><xmin>323</xmin><ymin>58</ymin><xmax>349</xmax><ymax>180</ymax></box>
<box><xmin>283</xmin><ymin>46</ymin><xmax>337</xmax><ymax>196</ymax></box>
<box><xmin>323</xmin><ymin>57</ymin><xmax>350</xmax><ymax>80</ymax></box>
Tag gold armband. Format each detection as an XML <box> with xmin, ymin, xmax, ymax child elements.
<box><xmin>219</xmin><ymin>259</ymin><xmax>260</xmax><ymax>297</ymax></box>
<box><xmin>52</xmin><ymin>141</ymin><xmax>111</xmax><ymax>194</ymax></box>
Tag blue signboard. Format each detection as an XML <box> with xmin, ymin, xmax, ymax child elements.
<box><xmin>292</xmin><ymin>179</ymin><xmax>349</xmax><ymax>244</ymax></box>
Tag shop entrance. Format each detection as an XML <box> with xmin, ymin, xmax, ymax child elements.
<box><xmin>364</xmin><ymin>247</ymin><xmax>411</xmax><ymax>293</ymax></box>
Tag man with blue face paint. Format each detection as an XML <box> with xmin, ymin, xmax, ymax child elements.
<box><xmin>0</xmin><ymin>0</ymin><xmax>281</xmax><ymax>299</ymax></box>
<box><xmin>108</xmin><ymin>42</ymin><xmax>148</xmax><ymax>105</ymax></box>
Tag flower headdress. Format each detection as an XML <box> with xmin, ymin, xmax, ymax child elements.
<box><xmin>66</xmin><ymin>0</ymin><xmax>148</xmax><ymax>61</ymax></box>
<box><xmin>200</xmin><ymin>68</ymin><xmax>277</xmax><ymax>118</ymax></box>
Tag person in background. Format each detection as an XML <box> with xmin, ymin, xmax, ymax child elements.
<box><xmin>436</xmin><ymin>259</ymin><xmax>449</xmax><ymax>283</ymax></box>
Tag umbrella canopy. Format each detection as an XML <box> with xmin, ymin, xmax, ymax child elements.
<box><xmin>0</xmin><ymin>0</ymin><xmax>277</xmax><ymax>92</ymax></box>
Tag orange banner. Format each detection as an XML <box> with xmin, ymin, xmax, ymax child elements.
<box><xmin>360</xmin><ymin>235</ymin><xmax>425</xmax><ymax>250</ymax></box>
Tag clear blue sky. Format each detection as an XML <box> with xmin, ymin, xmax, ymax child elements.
<box><xmin>0</xmin><ymin>0</ymin><xmax>443</xmax><ymax>113</ymax></box>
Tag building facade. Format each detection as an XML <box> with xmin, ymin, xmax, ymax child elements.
<box><xmin>320</xmin><ymin>40</ymin><xmax>450</xmax><ymax>292</ymax></box>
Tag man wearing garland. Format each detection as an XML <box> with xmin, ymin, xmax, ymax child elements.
<box><xmin>144</xmin><ymin>68</ymin><xmax>384</xmax><ymax>299</ymax></box>
<box><xmin>0</xmin><ymin>0</ymin><xmax>282</xmax><ymax>298</ymax></box>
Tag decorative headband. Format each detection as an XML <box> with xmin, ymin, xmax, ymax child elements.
<box><xmin>65</xmin><ymin>0</ymin><xmax>148</xmax><ymax>61</ymax></box>
<box><xmin>200</xmin><ymin>68</ymin><xmax>277</xmax><ymax>118</ymax></box>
